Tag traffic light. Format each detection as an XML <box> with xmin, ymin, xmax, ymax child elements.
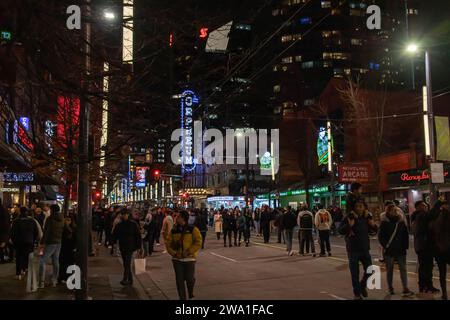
<box><xmin>93</xmin><ymin>191</ymin><xmax>101</xmax><ymax>200</ymax></box>
<box><xmin>153</xmin><ymin>169</ymin><xmax>161</xmax><ymax>181</ymax></box>
<box><xmin>199</xmin><ymin>27</ymin><xmax>209</xmax><ymax>39</ymax></box>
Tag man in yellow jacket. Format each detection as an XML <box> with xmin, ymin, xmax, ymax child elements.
<box><xmin>166</xmin><ymin>210</ymin><xmax>202</xmax><ymax>300</ymax></box>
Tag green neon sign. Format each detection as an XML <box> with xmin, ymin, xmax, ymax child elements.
<box><xmin>1</xmin><ymin>30</ymin><xmax>12</xmax><ymax>41</ymax></box>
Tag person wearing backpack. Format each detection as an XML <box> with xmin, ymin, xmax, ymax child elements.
<box><xmin>297</xmin><ymin>203</ymin><xmax>316</xmax><ymax>257</ymax></box>
<box><xmin>378</xmin><ymin>204</ymin><xmax>414</xmax><ymax>297</ymax></box>
<box><xmin>315</xmin><ymin>208</ymin><xmax>333</xmax><ymax>257</ymax></box>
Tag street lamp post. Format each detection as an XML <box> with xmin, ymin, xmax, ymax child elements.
<box><xmin>406</xmin><ymin>44</ymin><xmax>438</xmax><ymax>205</ymax></box>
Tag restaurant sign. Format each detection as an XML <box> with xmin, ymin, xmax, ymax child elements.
<box><xmin>387</xmin><ymin>166</ymin><xmax>450</xmax><ymax>187</ymax></box>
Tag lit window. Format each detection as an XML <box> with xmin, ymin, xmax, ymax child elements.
<box><xmin>295</xmin><ymin>55</ymin><xmax>302</xmax><ymax>62</ymax></box>
<box><xmin>321</xmin><ymin>1</ymin><xmax>331</xmax><ymax>8</ymax></box>
<box><xmin>349</xmin><ymin>9</ymin><xmax>364</xmax><ymax>16</ymax></box>
<box><xmin>281</xmin><ymin>35</ymin><xmax>293</xmax><ymax>43</ymax></box>
<box><xmin>272</xmin><ymin>9</ymin><xmax>280</xmax><ymax>16</ymax></box>
<box><xmin>273</xmin><ymin>85</ymin><xmax>281</xmax><ymax>93</ymax></box>
<box><xmin>303</xmin><ymin>99</ymin><xmax>314</xmax><ymax>106</ymax></box>
<box><xmin>273</xmin><ymin>64</ymin><xmax>279</xmax><ymax>72</ymax></box>
<box><xmin>351</xmin><ymin>38</ymin><xmax>363</xmax><ymax>46</ymax></box>
<box><xmin>323</xmin><ymin>52</ymin><xmax>349</xmax><ymax>60</ymax></box>
<box><xmin>301</xmin><ymin>61</ymin><xmax>314</xmax><ymax>69</ymax></box>
<box><xmin>323</xmin><ymin>60</ymin><xmax>333</xmax><ymax>68</ymax></box>
<box><xmin>331</xmin><ymin>8</ymin><xmax>341</xmax><ymax>15</ymax></box>
<box><xmin>299</xmin><ymin>17</ymin><xmax>312</xmax><ymax>25</ymax></box>
<box><xmin>333</xmin><ymin>68</ymin><xmax>344</xmax><ymax>78</ymax></box>
<box><xmin>322</xmin><ymin>31</ymin><xmax>331</xmax><ymax>38</ymax></box>
<box><xmin>282</xmin><ymin>56</ymin><xmax>293</xmax><ymax>64</ymax></box>
<box><xmin>282</xmin><ymin>65</ymin><xmax>288</xmax><ymax>72</ymax></box>
<box><xmin>344</xmin><ymin>68</ymin><xmax>351</xmax><ymax>75</ymax></box>
<box><xmin>323</xmin><ymin>52</ymin><xmax>333</xmax><ymax>59</ymax></box>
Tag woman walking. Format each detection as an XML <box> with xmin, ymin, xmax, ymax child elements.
<box><xmin>214</xmin><ymin>210</ymin><xmax>222</xmax><ymax>240</ymax></box>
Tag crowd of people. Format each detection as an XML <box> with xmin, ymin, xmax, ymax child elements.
<box><xmin>1</xmin><ymin>180</ymin><xmax>449</xmax><ymax>301</ymax></box>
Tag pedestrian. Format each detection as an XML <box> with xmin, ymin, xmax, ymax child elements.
<box><xmin>345</xmin><ymin>182</ymin><xmax>364</xmax><ymax>214</ymax></box>
<box><xmin>166</xmin><ymin>210</ymin><xmax>202</xmax><ymax>300</ymax></box>
<box><xmin>38</xmin><ymin>204</ymin><xmax>64</xmax><ymax>288</ymax></box>
<box><xmin>104</xmin><ymin>207</ymin><xmax>114</xmax><ymax>247</ymax></box>
<box><xmin>411</xmin><ymin>200</ymin><xmax>441</xmax><ymax>293</ymax></box>
<box><xmin>10</xmin><ymin>207</ymin><xmax>41</xmax><ymax>279</ymax></box>
<box><xmin>162</xmin><ymin>209</ymin><xmax>175</xmax><ymax>243</ymax></box>
<box><xmin>222</xmin><ymin>210</ymin><xmax>233</xmax><ymax>247</ymax></box>
<box><xmin>112</xmin><ymin>208</ymin><xmax>142</xmax><ymax>286</ymax></box>
<box><xmin>143</xmin><ymin>208</ymin><xmax>156</xmax><ymax>256</ymax></box>
<box><xmin>94</xmin><ymin>208</ymin><xmax>105</xmax><ymax>246</ymax></box>
<box><xmin>429</xmin><ymin>199</ymin><xmax>450</xmax><ymax>299</ymax></box>
<box><xmin>253</xmin><ymin>207</ymin><xmax>261</xmax><ymax>236</ymax></box>
<box><xmin>378</xmin><ymin>204</ymin><xmax>414</xmax><ymax>297</ymax></box>
<box><xmin>242</xmin><ymin>208</ymin><xmax>252</xmax><ymax>246</ymax></box>
<box><xmin>34</xmin><ymin>207</ymin><xmax>46</xmax><ymax>230</ymax></box>
<box><xmin>274</xmin><ymin>209</ymin><xmax>285</xmax><ymax>244</ymax></box>
<box><xmin>260</xmin><ymin>205</ymin><xmax>272</xmax><ymax>243</ymax></box>
<box><xmin>231</xmin><ymin>208</ymin><xmax>238</xmax><ymax>247</ymax></box>
<box><xmin>282</xmin><ymin>208</ymin><xmax>297</xmax><ymax>256</ymax></box>
<box><xmin>154</xmin><ymin>208</ymin><xmax>164</xmax><ymax>246</ymax></box>
<box><xmin>0</xmin><ymin>199</ymin><xmax>11</xmax><ymax>263</ymax></box>
<box><xmin>194</xmin><ymin>209</ymin><xmax>208</xmax><ymax>249</ymax></box>
<box><xmin>297</xmin><ymin>203</ymin><xmax>316</xmax><ymax>257</ymax></box>
<box><xmin>58</xmin><ymin>215</ymin><xmax>76</xmax><ymax>284</ymax></box>
<box><xmin>315</xmin><ymin>208</ymin><xmax>333</xmax><ymax>257</ymax></box>
<box><xmin>214</xmin><ymin>210</ymin><xmax>222</xmax><ymax>240</ymax></box>
<box><xmin>338</xmin><ymin>200</ymin><xmax>378</xmax><ymax>300</ymax></box>
<box><xmin>110</xmin><ymin>206</ymin><xmax>122</xmax><ymax>256</ymax></box>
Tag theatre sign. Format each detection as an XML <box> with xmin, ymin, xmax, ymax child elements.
<box><xmin>387</xmin><ymin>166</ymin><xmax>450</xmax><ymax>187</ymax></box>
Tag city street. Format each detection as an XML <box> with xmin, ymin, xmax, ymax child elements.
<box><xmin>135</xmin><ymin>230</ymin><xmax>448</xmax><ymax>300</ymax></box>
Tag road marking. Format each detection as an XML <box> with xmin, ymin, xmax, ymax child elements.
<box><xmin>210</xmin><ymin>252</ymin><xmax>237</xmax><ymax>262</ymax></box>
<box><xmin>252</xmin><ymin>241</ymin><xmax>450</xmax><ymax>282</ymax></box>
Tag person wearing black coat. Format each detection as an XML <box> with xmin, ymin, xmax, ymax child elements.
<box><xmin>345</xmin><ymin>182</ymin><xmax>363</xmax><ymax>214</ymax></box>
<box><xmin>378</xmin><ymin>205</ymin><xmax>414</xmax><ymax>296</ymax></box>
<box><xmin>112</xmin><ymin>209</ymin><xmax>142</xmax><ymax>286</ymax></box>
<box><xmin>260</xmin><ymin>206</ymin><xmax>273</xmax><ymax>244</ymax></box>
<box><xmin>58</xmin><ymin>215</ymin><xmax>76</xmax><ymax>283</ymax></box>
<box><xmin>339</xmin><ymin>200</ymin><xmax>378</xmax><ymax>300</ymax></box>
<box><xmin>104</xmin><ymin>207</ymin><xmax>114</xmax><ymax>247</ymax></box>
<box><xmin>0</xmin><ymin>200</ymin><xmax>11</xmax><ymax>263</ymax></box>
<box><xmin>281</xmin><ymin>209</ymin><xmax>297</xmax><ymax>255</ymax></box>
<box><xmin>194</xmin><ymin>211</ymin><xmax>208</xmax><ymax>249</ymax></box>
<box><xmin>10</xmin><ymin>207</ymin><xmax>40</xmax><ymax>278</ymax></box>
<box><xmin>222</xmin><ymin>210</ymin><xmax>234</xmax><ymax>247</ymax></box>
<box><xmin>410</xmin><ymin>200</ymin><xmax>440</xmax><ymax>293</ymax></box>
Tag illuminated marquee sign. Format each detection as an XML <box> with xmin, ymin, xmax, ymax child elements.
<box><xmin>180</xmin><ymin>90</ymin><xmax>199</xmax><ymax>173</ymax></box>
<box><xmin>3</xmin><ymin>172</ymin><xmax>34</xmax><ymax>183</ymax></box>
<box><xmin>9</xmin><ymin>119</ymin><xmax>34</xmax><ymax>151</ymax></box>
<box><xmin>19</xmin><ymin>117</ymin><xmax>30</xmax><ymax>131</ymax></box>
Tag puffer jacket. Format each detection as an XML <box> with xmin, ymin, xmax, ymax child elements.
<box><xmin>41</xmin><ymin>212</ymin><xmax>64</xmax><ymax>245</ymax></box>
<box><xmin>315</xmin><ymin>209</ymin><xmax>333</xmax><ymax>231</ymax></box>
<box><xmin>166</xmin><ymin>224</ymin><xmax>202</xmax><ymax>261</ymax></box>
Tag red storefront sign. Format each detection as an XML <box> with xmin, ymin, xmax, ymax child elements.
<box><xmin>387</xmin><ymin>167</ymin><xmax>450</xmax><ymax>186</ymax></box>
<box><xmin>338</xmin><ymin>163</ymin><xmax>373</xmax><ymax>183</ymax></box>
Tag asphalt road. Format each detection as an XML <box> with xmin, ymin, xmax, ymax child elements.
<box><xmin>138</xmin><ymin>228</ymin><xmax>449</xmax><ymax>300</ymax></box>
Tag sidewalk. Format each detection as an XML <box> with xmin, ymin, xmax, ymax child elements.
<box><xmin>0</xmin><ymin>245</ymin><xmax>147</xmax><ymax>300</ymax></box>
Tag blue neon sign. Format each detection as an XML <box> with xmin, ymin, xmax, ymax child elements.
<box><xmin>180</xmin><ymin>90</ymin><xmax>199</xmax><ymax>173</ymax></box>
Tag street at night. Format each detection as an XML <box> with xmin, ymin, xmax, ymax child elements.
<box><xmin>1</xmin><ymin>0</ymin><xmax>450</xmax><ymax>314</ymax></box>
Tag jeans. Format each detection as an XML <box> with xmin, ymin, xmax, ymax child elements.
<box><xmin>16</xmin><ymin>244</ymin><xmax>34</xmax><ymax>275</ymax></box>
<box><xmin>96</xmin><ymin>229</ymin><xmax>104</xmax><ymax>243</ymax></box>
<box><xmin>284</xmin><ymin>228</ymin><xmax>294</xmax><ymax>252</ymax></box>
<box><xmin>417</xmin><ymin>252</ymin><xmax>434</xmax><ymax>290</ymax></box>
<box><xmin>385</xmin><ymin>255</ymin><xmax>408</xmax><ymax>290</ymax></box>
<box><xmin>277</xmin><ymin>228</ymin><xmax>285</xmax><ymax>243</ymax></box>
<box><xmin>232</xmin><ymin>229</ymin><xmax>238</xmax><ymax>245</ymax></box>
<box><xmin>318</xmin><ymin>230</ymin><xmax>331</xmax><ymax>254</ymax></box>
<box><xmin>200</xmin><ymin>231</ymin><xmax>206</xmax><ymax>249</ymax></box>
<box><xmin>347</xmin><ymin>251</ymin><xmax>373</xmax><ymax>297</ymax></box>
<box><xmin>39</xmin><ymin>243</ymin><xmax>62</xmax><ymax>285</ymax></box>
<box><xmin>172</xmin><ymin>260</ymin><xmax>196</xmax><ymax>300</ymax></box>
<box><xmin>299</xmin><ymin>230</ymin><xmax>315</xmax><ymax>254</ymax></box>
<box><xmin>223</xmin><ymin>229</ymin><xmax>232</xmax><ymax>246</ymax></box>
<box><xmin>254</xmin><ymin>221</ymin><xmax>260</xmax><ymax>234</ymax></box>
<box><xmin>121</xmin><ymin>250</ymin><xmax>133</xmax><ymax>283</ymax></box>
<box><xmin>216</xmin><ymin>232</ymin><xmax>221</xmax><ymax>240</ymax></box>
<box><xmin>262</xmin><ymin>224</ymin><xmax>270</xmax><ymax>243</ymax></box>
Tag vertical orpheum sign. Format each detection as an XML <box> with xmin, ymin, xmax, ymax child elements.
<box><xmin>101</xmin><ymin>62</ymin><xmax>109</xmax><ymax>197</ymax></box>
<box><xmin>180</xmin><ymin>90</ymin><xmax>198</xmax><ymax>173</ymax></box>
<box><xmin>123</xmin><ymin>0</ymin><xmax>133</xmax><ymax>64</ymax></box>
<box><xmin>45</xmin><ymin>120</ymin><xmax>55</xmax><ymax>154</ymax></box>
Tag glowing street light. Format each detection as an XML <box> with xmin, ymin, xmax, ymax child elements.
<box><xmin>406</xmin><ymin>43</ymin><xmax>418</xmax><ymax>53</ymax></box>
<box><xmin>103</xmin><ymin>11</ymin><xmax>116</xmax><ymax>20</ymax></box>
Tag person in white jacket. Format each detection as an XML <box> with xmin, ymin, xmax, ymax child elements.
<box><xmin>314</xmin><ymin>208</ymin><xmax>333</xmax><ymax>257</ymax></box>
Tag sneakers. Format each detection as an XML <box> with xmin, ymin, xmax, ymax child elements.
<box><xmin>389</xmin><ymin>287</ymin><xmax>395</xmax><ymax>295</ymax></box>
<box><xmin>426</xmin><ymin>287</ymin><xmax>440</xmax><ymax>294</ymax></box>
<box><xmin>319</xmin><ymin>253</ymin><xmax>326</xmax><ymax>257</ymax></box>
<box><xmin>38</xmin><ymin>282</ymin><xmax>45</xmax><ymax>289</ymax></box>
<box><xmin>402</xmin><ymin>289</ymin><xmax>415</xmax><ymax>297</ymax></box>
<box><xmin>360</xmin><ymin>287</ymin><xmax>368</xmax><ymax>298</ymax></box>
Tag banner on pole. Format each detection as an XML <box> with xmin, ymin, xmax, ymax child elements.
<box><xmin>435</xmin><ymin>116</ymin><xmax>450</xmax><ymax>161</ymax></box>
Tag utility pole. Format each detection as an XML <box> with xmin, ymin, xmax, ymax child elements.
<box><xmin>76</xmin><ymin>0</ymin><xmax>91</xmax><ymax>301</ymax></box>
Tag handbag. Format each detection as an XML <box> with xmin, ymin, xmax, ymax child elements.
<box><xmin>134</xmin><ymin>251</ymin><xmax>146</xmax><ymax>275</ymax></box>
<box><xmin>385</xmin><ymin>222</ymin><xmax>400</xmax><ymax>251</ymax></box>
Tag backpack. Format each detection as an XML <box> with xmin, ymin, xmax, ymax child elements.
<box><xmin>300</xmin><ymin>213</ymin><xmax>313</xmax><ymax>229</ymax></box>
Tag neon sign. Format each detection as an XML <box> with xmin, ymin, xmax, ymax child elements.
<box><xmin>317</xmin><ymin>126</ymin><xmax>333</xmax><ymax>166</ymax></box>
<box><xmin>11</xmin><ymin>120</ymin><xmax>34</xmax><ymax>151</ymax></box>
<box><xmin>199</xmin><ymin>27</ymin><xmax>209</xmax><ymax>38</ymax></box>
<box><xmin>1</xmin><ymin>31</ymin><xmax>11</xmax><ymax>41</ymax></box>
<box><xmin>180</xmin><ymin>90</ymin><xmax>199</xmax><ymax>173</ymax></box>
<box><xmin>20</xmin><ymin>117</ymin><xmax>30</xmax><ymax>131</ymax></box>
<box><xmin>3</xmin><ymin>172</ymin><xmax>34</xmax><ymax>182</ymax></box>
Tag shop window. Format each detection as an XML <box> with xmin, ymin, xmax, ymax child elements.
<box><xmin>295</xmin><ymin>55</ymin><xmax>302</xmax><ymax>62</ymax></box>
<box><xmin>301</xmin><ymin>61</ymin><xmax>314</xmax><ymax>69</ymax></box>
<box><xmin>282</xmin><ymin>56</ymin><xmax>293</xmax><ymax>64</ymax></box>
